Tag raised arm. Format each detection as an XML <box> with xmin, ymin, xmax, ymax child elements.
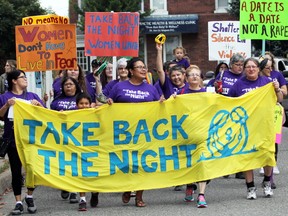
<box><xmin>156</xmin><ymin>43</ymin><xmax>166</xmax><ymax>86</ymax></box>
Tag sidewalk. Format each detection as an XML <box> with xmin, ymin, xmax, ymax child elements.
<box><xmin>0</xmin><ymin>120</ymin><xmax>12</xmax><ymax>215</ymax></box>
<box><xmin>0</xmin><ymin>156</ymin><xmax>11</xmax><ymax>216</ymax></box>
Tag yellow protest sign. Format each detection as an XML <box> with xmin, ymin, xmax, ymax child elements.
<box><xmin>22</xmin><ymin>14</ymin><xmax>69</xmax><ymax>25</ymax></box>
<box><xmin>14</xmin><ymin>84</ymin><xmax>276</xmax><ymax>192</ymax></box>
<box><xmin>240</xmin><ymin>0</ymin><xmax>288</xmax><ymax>40</ymax></box>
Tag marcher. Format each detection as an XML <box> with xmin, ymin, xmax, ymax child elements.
<box><xmin>156</xmin><ymin>43</ymin><xmax>187</xmax><ymax>191</ymax></box>
<box><xmin>156</xmin><ymin>43</ymin><xmax>187</xmax><ymax>99</ymax></box>
<box><xmin>99</xmin><ymin>62</ymin><xmax>113</xmax><ymax>89</ymax></box>
<box><xmin>107</xmin><ymin>57</ymin><xmax>161</xmax><ymax>207</ymax></box>
<box><xmin>75</xmin><ymin>92</ymin><xmax>99</xmax><ymax>211</ymax></box>
<box><xmin>214</xmin><ymin>54</ymin><xmax>245</xmax><ymax>179</ymax></box>
<box><xmin>85</xmin><ymin>59</ymin><xmax>103</xmax><ymax>90</ymax></box>
<box><xmin>259</xmin><ymin>57</ymin><xmax>287</xmax><ymax>188</ymax></box>
<box><xmin>52</xmin><ymin>64</ymin><xmax>96</xmax><ymax>107</ymax></box>
<box><xmin>214</xmin><ymin>53</ymin><xmax>244</xmax><ymax>96</ymax></box>
<box><xmin>96</xmin><ymin>58</ymin><xmax>129</xmax><ymax>101</ymax></box>
<box><xmin>229</xmin><ymin>57</ymin><xmax>283</xmax><ymax>200</ymax></box>
<box><xmin>50</xmin><ymin>77</ymin><xmax>82</xmax><ymax>203</ymax></box>
<box><xmin>0</xmin><ymin>69</ymin><xmax>45</xmax><ymax>215</ymax></box>
<box><xmin>0</xmin><ymin>59</ymin><xmax>17</xmax><ymax>94</ymax></box>
<box><xmin>206</xmin><ymin>62</ymin><xmax>228</xmax><ymax>87</ymax></box>
<box><xmin>174</xmin><ymin>66</ymin><xmax>208</xmax><ymax>208</ymax></box>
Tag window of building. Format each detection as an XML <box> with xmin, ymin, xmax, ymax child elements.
<box><xmin>150</xmin><ymin>0</ymin><xmax>168</xmax><ymax>15</ymax></box>
<box><xmin>77</xmin><ymin>48</ymin><xmax>91</xmax><ymax>73</ymax></box>
<box><xmin>164</xmin><ymin>35</ymin><xmax>181</xmax><ymax>62</ymax></box>
<box><xmin>215</xmin><ymin>0</ymin><xmax>230</xmax><ymax>13</ymax></box>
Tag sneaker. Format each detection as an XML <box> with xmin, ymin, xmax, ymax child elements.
<box><xmin>174</xmin><ymin>185</ymin><xmax>183</xmax><ymax>191</ymax></box>
<box><xmin>78</xmin><ymin>200</ymin><xmax>87</xmax><ymax>211</ymax></box>
<box><xmin>273</xmin><ymin>166</ymin><xmax>280</xmax><ymax>175</ymax></box>
<box><xmin>90</xmin><ymin>192</ymin><xmax>99</xmax><ymax>207</ymax></box>
<box><xmin>247</xmin><ymin>187</ymin><xmax>257</xmax><ymax>200</ymax></box>
<box><xmin>25</xmin><ymin>197</ymin><xmax>37</xmax><ymax>214</ymax></box>
<box><xmin>259</xmin><ymin>167</ymin><xmax>264</xmax><ymax>175</ymax></box>
<box><xmin>12</xmin><ymin>203</ymin><xmax>24</xmax><ymax>215</ymax></box>
<box><xmin>69</xmin><ymin>193</ymin><xmax>78</xmax><ymax>204</ymax></box>
<box><xmin>184</xmin><ymin>187</ymin><xmax>194</xmax><ymax>202</ymax></box>
<box><xmin>61</xmin><ymin>190</ymin><xmax>69</xmax><ymax>199</ymax></box>
<box><xmin>130</xmin><ymin>191</ymin><xmax>136</xmax><ymax>197</ymax></box>
<box><xmin>197</xmin><ymin>195</ymin><xmax>207</xmax><ymax>208</ymax></box>
<box><xmin>262</xmin><ymin>181</ymin><xmax>273</xmax><ymax>197</ymax></box>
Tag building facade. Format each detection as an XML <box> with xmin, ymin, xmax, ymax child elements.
<box><xmin>69</xmin><ymin>0</ymin><xmax>236</xmax><ymax>75</ymax></box>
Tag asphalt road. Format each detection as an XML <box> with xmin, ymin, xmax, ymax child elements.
<box><xmin>1</xmin><ymin>129</ymin><xmax>288</xmax><ymax>216</ymax></box>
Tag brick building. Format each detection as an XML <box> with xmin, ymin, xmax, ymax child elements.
<box><xmin>69</xmin><ymin>0</ymin><xmax>236</xmax><ymax>75</ymax></box>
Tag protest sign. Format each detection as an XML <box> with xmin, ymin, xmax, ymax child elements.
<box><xmin>240</xmin><ymin>0</ymin><xmax>288</xmax><ymax>40</ymax></box>
<box><xmin>85</xmin><ymin>12</ymin><xmax>139</xmax><ymax>57</ymax></box>
<box><xmin>22</xmin><ymin>14</ymin><xmax>69</xmax><ymax>25</ymax></box>
<box><xmin>208</xmin><ymin>21</ymin><xmax>251</xmax><ymax>60</ymax></box>
<box><xmin>15</xmin><ymin>24</ymin><xmax>77</xmax><ymax>71</ymax></box>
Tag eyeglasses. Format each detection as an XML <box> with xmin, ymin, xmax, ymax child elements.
<box><xmin>17</xmin><ymin>75</ymin><xmax>27</xmax><ymax>79</ymax></box>
<box><xmin>245</xmin><ymin>65</ymin><xmax>258</xmax><ymax>69</ymax></box>
<box><xmin>188</xmin><ymin>73</ymin><xmax>200</xmax><ymax>77</ymax></box>
<box><xmin>134</xmin><ymin>66</ymin><xmax>147</xmax><ymax>70</ymax></box>
<box><xmin>118</xmin><ymin>67</ymin><xmax>126</xmax><ymax>70</ymax></box>
<box><xmin>64</xmin><ymin>83</ymin><xmax>75</xmax><ymax>87</ymax></box>
<box><xmin>264</xmin><ymin>66</ymin><xmax>272</xmax><ymax>70</ymax></box>
<box><xmin>234</xmin><ymin>63</ymin><xmax>244</xmax><ymax>67</ymax></box>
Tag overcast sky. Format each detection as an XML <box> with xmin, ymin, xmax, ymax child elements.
<box><xmin>38</xmin><ymin>0</ymin><xmax>69</xmax><ymax>16</ymax></box>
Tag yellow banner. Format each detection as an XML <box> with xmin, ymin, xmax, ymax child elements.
<box><xmin>14</xmin><ymin>84</ymin><xmax>276</xmax><ymax>192</ymax></box>
<box><xmin>22</xmin><ymin>14</ymin><xmax>69</xmax><ymax>25</ymax></box>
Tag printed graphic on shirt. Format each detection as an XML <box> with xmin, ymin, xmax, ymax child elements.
<box><xmin>123</xmin><ymin>89</ymin><xmax>150</xmax><ymax>100</ymax></box>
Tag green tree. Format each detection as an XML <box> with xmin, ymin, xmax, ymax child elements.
<box><xmin>73</xmin><ymin>0</ymin><xmax>150</xmax><ymax>32</ymax></box>
<box><xmin>0</xmin><ymin>0</ymin><xmax>48</xmax><ymax>73</ymax></box>
<box><xmin>228</xmin><ymin>0</ymin><xmax>288</xmax><ymax>57</ymax></box>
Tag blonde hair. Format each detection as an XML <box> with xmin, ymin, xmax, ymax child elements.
<box><xmin>186</xmin><ymin>65</ymin><xmax>201</xmax><ymax>76</ymax></box>
<box><xmin>6</xmin><ymin>59</ymin><xmax>17</xmax><ymax>69</ymax></box>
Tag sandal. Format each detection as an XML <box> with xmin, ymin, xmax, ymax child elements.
<box><xmin>122</xmin><ymin>192</ymin><xmax>131</xmax><ymax>204</ymax></box>
<box><xmin>135</xmin><ymin>199</ymin><xmax>146</xmax><ymax>207</ymax></box>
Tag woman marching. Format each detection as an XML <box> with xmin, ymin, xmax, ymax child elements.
<box><xmin>0</xmin><ymin>70</ymin><xmax>45</xmax><ymax>215</ymax></box>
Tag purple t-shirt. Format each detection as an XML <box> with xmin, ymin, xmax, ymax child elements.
<box><xmin>0</xmin><ymin>91</ymin><xmax>45</xmax><ymax>148</ymax></box>
<box><xmin>53</xmin><ymin>78</ymin><xmax>96</xmax><ymax>102</ymax></box>
<box><xmin>172</xmin><ymin>58</ymin><xmax>190</xmax><ymax>69</ymax></box>
<box><xmin>215</xmin><ymin>70</ymin><xmax>243</xmax><ymax>96</ymax></box>
<box><xmin>109</xmin><ymin>80</ymin><xmax>160</xmax><ymax>103</ymax></box>
<box><xmin>103</xmin><ymin>80</ymin><xmax>119</xmax><ymax>97</ymax></box>
<box><xmin>85</xmin><ymin>73</ymin><xmax>96</xmax><ymax>90</ymax></box>
<box><xmin>228</xmin><ymin>76</ymin><xmax>271</xmax><ymax>97</ymax></box>
<box><xmin>153</xmin><ymin>80</ymin><xmax>163</xmax><ymax>96</ymax></box>
<box><xmin>161</xmin><ymin>75</ymin><xmax>188</xmax><ymax>99</ymax></box>
<box><xmin>269</xmin><ymin>70</ymin><xmax>287</xmax><ymax>86</ymax></box>
<box><xmin>50</xmin><ymin>95</ymin><xmax>77</xmax><ymax>111</ymax></box>
<box><xmin>183</xmin><ymin>87</ymin><xmax>206</xmax><ymax>94</ymax></box>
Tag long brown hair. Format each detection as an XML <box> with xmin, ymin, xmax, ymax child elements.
<box><xmin>62</xmin><ymin>64</ymin><xmax>87</xmax><ymax>94</ymax></box>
